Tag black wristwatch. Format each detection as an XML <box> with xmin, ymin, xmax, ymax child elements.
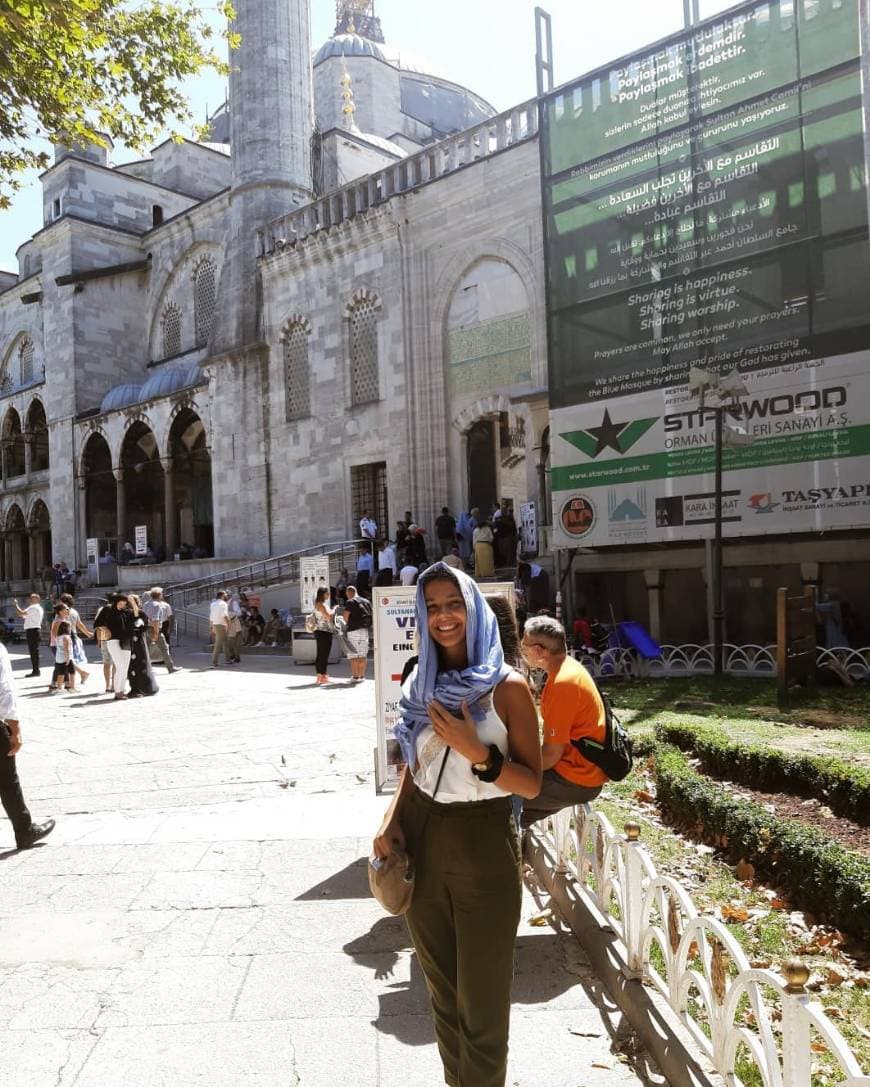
<box><xmin>471</xmin><ymin>744</ymin><xmax>505</xmax><ymax>783</ymax></box>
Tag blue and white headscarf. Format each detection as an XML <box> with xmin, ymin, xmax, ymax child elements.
<box><xmin>394</xmin><ymin>562</ymin><xmax>512</xmax><ymax>766</ymax></box>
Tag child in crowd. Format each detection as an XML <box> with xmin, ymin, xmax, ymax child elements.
<box><xmin>53</xmin><ymin>620</ymin><xmax>74</xmax><ymax>693</ymax></box>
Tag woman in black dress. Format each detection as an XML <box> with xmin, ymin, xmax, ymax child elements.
<box><xmin>127</xmin><ymin>594</ymin><xmax>159</xmax><ymax>697</ymax></box>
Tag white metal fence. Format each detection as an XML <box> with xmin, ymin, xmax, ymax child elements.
<box><xmin>573</xmin><ymin>644</ymin><xmax>870</xmax><ymax>681</ymax></box>
<box><xmin>537</xmin><ymin>807</ymin><xmax>869</xmax><ymax>1087</ymax></box>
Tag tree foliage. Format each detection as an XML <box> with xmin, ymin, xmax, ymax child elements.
<box><xmin>0</xmin><ymin>0</ymin><xmax>238</xmax><ymax>206</ymax></box>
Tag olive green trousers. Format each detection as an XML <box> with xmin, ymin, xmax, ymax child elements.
<box><xmin>403</xmin><ymin>785</ymin><xmax>522</xmax><ymax>1087</ymax></box>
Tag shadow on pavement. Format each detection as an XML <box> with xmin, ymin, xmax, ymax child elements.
<box><xmin>295</xmin><ymin>859</ymin><xmax>371</xmax><ymax>901</ymax></box>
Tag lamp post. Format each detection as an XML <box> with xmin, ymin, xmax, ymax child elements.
<box><xmin>689</xmin><ymin>367</ymin><xmax>752</xmax><ymax>679</ymax></box>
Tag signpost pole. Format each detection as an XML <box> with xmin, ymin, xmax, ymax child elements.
<box><xmin>713</xmin><ymin>407</ymin><xmax>725</xmax><ymax>679</ymax></box>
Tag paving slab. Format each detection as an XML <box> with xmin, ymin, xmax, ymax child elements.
<box><xmin>0</xmin><ymin>642</ymin><xmax>653</xmax><ymax>1086</ymax></box>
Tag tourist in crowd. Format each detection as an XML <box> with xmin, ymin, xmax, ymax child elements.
<box><xmin>355</xmin><ymin>546</ymin><xmax>374</xmax><ymax>598</ymax></box>
<box><xmin>313</xmin><ymin>586</ymin><xmax>336</xmax><ymax>686</ymax></box>
<box><xmin>493</xmin><ymin>503</ymin><xmax>517</xmax><ymax>567</ymax></box>
<box><xmin>92</xmin><ymin>595</ymin><xmax>117</xmax><ymax>693</ymax></box>
<box><xmin>399</xmin><ymin>559</ymin><xmax>420</xmax><ymax>587</ymax></box>
<box><xmin>247</xmin><ymin>605</ymin><xmax>266</xmax><ymax>646</ymax></box>
<box><xmin>226</xmin><ymin>592</ymin><xmax>243</xmax><ymax>664</ymax></box>
<box><xmin>0</xmin><ymin>641</ymin><xmax>55</xmax><ymax>849</ymax></box>
<box><xmin>374</xmin><ymin>563</ymin><xmax>541</xmax><ymax>1087</ymax></box>
<box><xmin>473</xmin><ymin>517</ymin><xmax>495</xmax><ymax>578</ymax></box>
<box><xmin>443</xmin><ymin>547</ymin><xmax>464</xmax><ymax>572</ymax></box>
<box><xmin>343</xmin><ymin>585</ymin><xmax>371</xmax><ymax>683</ymax></box>
<box><xmin>48</xmin><ymin>603</ymin><xmax>72</xmax><ymax>691</ymax></box>
<box><xmin>209</xmin><ymin>590</ymin><xmax>231</xmax><ymax>668</ymax></box>
<box><xmin>435</xmin><ymin>506</ymin><xmax>457</xmax><ymax>558</ymax></box>
<box><xmin>60</xmin><ymin>592</ymin><xmax>92</xmax><ymax>688</ymax></box>
<box><xmin>143</xmin><ymin>588</ymin><xmax>177</xmax><ymax>672</ymax></box>
<box><xmin>102</xmin><ymin>593</ymin><xmax>137</xmax><ymax>700</ymax></box>
<box><xmin>359</xmin><ymin>509</ymin><xmax>378</xmax><ymax>556</ymax></box>
<box><xmin>335</xmin><ymin>568</ymin><xmax>350</xmax><ymax>607</ymax></box>
<box><xmin>127</xmin><ymin>594</ymin><xmax>158</xmax><ymax>697</ymax></box>
<box><xmin>405</xmin><ymin>524</ymin><xmax>428</xmax><ymax>566</ymax></box>
<box><xmin>518</xmin><ymin>616</ymin><xmax>607</xmax><ymax>827</ymax></box>
<box><xmin>455</xmin><ymin>508</ymin><xmax>476</xmax><ymax>565</ymax></box>
<box><xmin>395</xmin><ymin>520</ymin><xmax>410</xmax><ymax>556</ymax></box>
<box><xmin>14</xmin><ymin>593</ymin><xmax>44</xmax><ymax>678</ymax></box>
<box><xmin>376</xmin><ymin>538</ymin><xmax>398</xmax><ymax>586</ymax></box>
<box><xmin>515</xmin><ymin>560</ymin><xmax>550</xmax><ymax>616</ymax></box>
<box><xmin>51</xmin><ymin>620</ymin><xmax>74</xmax><ymax>694</ymax></box>
<box><xmin>262</xmin><ymin>609</ymin><xmax>284</xmax><ymax>646</ymax></box>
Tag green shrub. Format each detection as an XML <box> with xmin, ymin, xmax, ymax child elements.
<box><xmin>653</xmin><ymin>746</ymin><xmax>870</xmax><ymax>940</ymax></box>
<box><xmin>655</xmin><ymin>721</ymin><xmax>870</xmax><ymax>826</ymax></box>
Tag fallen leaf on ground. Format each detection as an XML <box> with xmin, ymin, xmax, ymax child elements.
<box><xmin>824</xmin><ymin>1006</ymin><xmax>844</xmax><ymax>1020</ymax></box>
<box><xmin>735</xmin><ymin>859</ymin><xmax>756</xmax><ymax>881</ymax></box>
<box><xmin>528</xmin><ymin>908</ymin><xmax>554</xmax><ymax>927</ymax></box>
<box><xmin>721</xmin><ymin>904</ymin><xmax>750</xmax><ymax>923</ymax></box>
<box><xmin>568</xmin><ymin>1030</ymin><xmax>602</xmax><ymax>1038</ymax></box>
<box><xmin>633</xmin><ymin>789</ymin><xmax>655</xmax><ymax>803</ymax></box>
<box><xmin>826</xmin><ymin>967</ymin><xmax>847</xmax><ymax>987</ymax></box>
<box><xmin>770</xmin><ymin>898</ymin><xmax>787</xmax><ymax>911</ymax></box>
<box><xmin>811</xmin><ymin>1043</ymin><xmax>828</xmax><ymax>1054</ymax></box>
<box><xmin>592</xmin><ymin>1062</ymin><xmax>611</xmax><ymax>1070</ymax></box>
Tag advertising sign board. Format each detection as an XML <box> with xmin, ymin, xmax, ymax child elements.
<box><xmin>299</xmin><ymin>557</ymin><xmax>331</xmax><ymax>614</ymax></box>
<box><xmin>541</xmin><ymin>0</ymin><xmax>870</xmax><ymax>545</ymax></box>
<box><xmin>373</xmin><ymin>581</ymin><xmax>517</xmax><ymax>792</ymax></box>
<box><xmin>519</xmin><ymin>501</ymin><xmax>538</xmax><ymax>556</ymax></box>
<box><xmin>134</xmin><ymin>525</ymin><xmax>148</xmax><ymax>557</ymax></box>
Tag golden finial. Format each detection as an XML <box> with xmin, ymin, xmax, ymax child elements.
<box><xmin>341</xmin><ymin>65</ymin><xmax>357</xmax><ymax>129</ymax></box>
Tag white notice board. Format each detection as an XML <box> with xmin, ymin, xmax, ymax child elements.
<box><xmin>299</xmin><ymin>557</ymin><xmax>331</xmax><ymax>614</ymax></box>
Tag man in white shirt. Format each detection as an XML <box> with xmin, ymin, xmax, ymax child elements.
<box><xmin>143</xmin><ymin>588</ymin><xmax>177</xmax><ymax>673</ymax></box>
<box><xmin>359</xmin><ymin>510</ymin><xmax>378</xmax><ymax>553</ymax></box>
<box><xmin>14</xmin><ymin>593</ymin><xmax>44</xmax><ymax>677</ymax></box>
<box><xmin>0</xmin><ymin>642</ymin><xmax>55</xmax><ymax>849</ymax></box>
<box><xmin>376</xmin><ymin>539</ymin><xmax>398</xmax><ymax>584</ymax></box>
<box><xmin>399</xmin><ymin>562</ymin><xmax>420</xmax><ymax>586</ymax></box>
<box><xmin>209</xmin><ymin>591</ymin><xmax>230</xmax><ymax>668</ymax></box>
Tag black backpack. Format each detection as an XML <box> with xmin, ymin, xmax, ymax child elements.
<box><xmin>571</xmin><ymin>682</ymin><xmax>634</xmax><ymax>782</ymax></box>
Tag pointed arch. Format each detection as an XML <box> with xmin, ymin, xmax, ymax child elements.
<box><xmin>26</xmin><ymin>398</ymin><xmax>49</xmax><ymax>471</ymax></box>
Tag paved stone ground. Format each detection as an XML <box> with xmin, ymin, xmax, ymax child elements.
<box><xmin>0</xmin><ymin>640</ymin><xmax>652</xmax><ymax>1086</ymax></box>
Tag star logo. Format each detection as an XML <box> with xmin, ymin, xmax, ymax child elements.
<box><xmin>560</xmin><ymin>411</ymin><xmax>658</xmax><ymax>459</ymax></box>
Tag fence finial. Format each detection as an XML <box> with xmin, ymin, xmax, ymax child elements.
<box><xmin>783</xmin><ymin>959</ymin><xmax>810</xmax><ymax>993</ymax></box>
<box><xmin>624</xmin><ymin>821</ymin><xmax>641</xmax><ymax>842</ymax></box>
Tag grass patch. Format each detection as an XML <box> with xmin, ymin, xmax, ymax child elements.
<box><xmin>654</xmin><ymin>719</ymin><xmax>870</xmax><ymax>824</ymax></box>
<box><xmin>653</xmin><ymin>746</ymin><xmax>870</xmax><ymax>939</ymax></box>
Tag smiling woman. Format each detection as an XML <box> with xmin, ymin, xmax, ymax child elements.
<box><xmin>373</xmin><ymin>562</ymin><xmax>541</xmax><ymax>1087</ymax></box>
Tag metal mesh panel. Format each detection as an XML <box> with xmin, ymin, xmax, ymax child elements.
<box><xmin>194</xmin><ymin>261</ymin><xmax>216</xmax><ymax>347</ymax></box>
<box><xmin>18</xmin><ymin>338</ymin><xmax>34</xmax><ymax>384</ymax></box>
<box><xmin>162</xmin><ymin>303</ymin><xmax>182</xmax><ymax>358</ymax></box>
<box><xmin>284</xmin><ymin>322</ymin><xmax>310</xmax><ymax>420</ymax></box>
<box><xmin>351</xmin><ymin>462</ymin><xmax>388</xmax><ymax>535</ymax></box>
<box><xmin>349</xmin><ymin>298</ymin><xmax>379</xmax><ymax>405</ymax></box>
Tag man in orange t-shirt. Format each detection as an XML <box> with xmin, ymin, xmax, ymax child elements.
<box><xmin>519</xmin><ymin>616</ymin><xmax>607</xmax><ymax>827</ymax></box>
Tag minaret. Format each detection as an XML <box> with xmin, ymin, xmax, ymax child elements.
<box><xmin>209</xmin><ymin>0</ymin><xmax>314</xmax><ymax>357</ymax></box>
<box><xmin>206</xmin><ymin>0</ymin><xmax>314</xmax><ymax>558</ymax></box>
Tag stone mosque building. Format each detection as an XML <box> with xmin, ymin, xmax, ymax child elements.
<box><xmin>0</xmin><ymin>0</ymin><xmax>547</xmax><ymax>585</ymax></box>
<box><xmin>1</xmin><ymin>0</ymin><xmax>867</xmax><ymax>645</ymax></box>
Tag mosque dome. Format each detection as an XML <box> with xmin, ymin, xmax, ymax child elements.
<box><xmin>99</xmin><ymin>360</ymin><xmax>205</xmax><ymax>415</ymax></box>
<box><xmin>313</xmin><ymin>32</ymin><xmax>388</xmax><ymax>66</ymax></box>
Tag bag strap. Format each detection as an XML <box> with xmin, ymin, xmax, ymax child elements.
<box><xmin>411</xmin><ymin>746</ymin><xmax>450</xmax><ymax>860</ymax></box>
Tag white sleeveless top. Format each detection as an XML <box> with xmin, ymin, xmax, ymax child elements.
<box><xmin>411</xmin><ymin>688</ymin><xmax>511</xmax><ymax>804</ymax></box>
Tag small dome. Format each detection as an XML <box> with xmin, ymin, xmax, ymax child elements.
<box><xmin>100</xmin><ymin>383</ymin><xmax>142</xmax><ymax>414</ymax></box>
<box><xmin>138</xmin><ymin>360</ymin><xmax>205</xmax><ymax>404</ymax></box>
<box><xmin>314</xmin><ymin>33</ymin><xmax>388</xmax><ymax>67</ymax></box>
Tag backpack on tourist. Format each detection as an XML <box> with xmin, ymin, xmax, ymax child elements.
<box><xmin>571</xmin><ymin>682</ymin><xmax>634</xmax><ymax>781</ymax></box>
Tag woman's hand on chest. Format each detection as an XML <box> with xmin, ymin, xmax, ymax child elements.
<box><xmin>427</xmin><ymin>700</ymin><xmax>489</xmax><ymax>765</ymax></box>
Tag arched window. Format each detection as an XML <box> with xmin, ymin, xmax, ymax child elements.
<box><xmin>283</xmin><ymin>318</ymin><xmax>311</xmax><ymax>421</ymax></box>
<box><xmin>161</xmin><ymin>303</ymin><xmax>182</xmax><ymax>358</ymax></box>
<box><xmin>194</xmin><ymin>260</ymin><xmax>217</xmax><ymax>347</ymax></box>
<box><xmin>18</xmin><ymin>337</ymin><xmax>34</xmax><ymax>384</ymax></box>
<box><xmin>346</xmin><ymin>292</ymin><xmax>380</xmax><ymax>406</ymax></box>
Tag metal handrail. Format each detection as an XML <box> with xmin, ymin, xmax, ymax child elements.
<box><xmin>167</xmin><ymin>539</ymin><xmax>370</xmax><ymax>608</ymax></box>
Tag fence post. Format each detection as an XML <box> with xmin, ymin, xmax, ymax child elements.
<box><xmin>551</xmin><ymin>808</ymin><xmax>572</xmax><ymax>872</ymax></box>
<box><xmin>622</xmin><ymin>822</ymin><xmax>645</xmax><ymax>979</ymax></box>
<box><xmin>781</xmin><ymin>960</ymin><xmax>812</xmax><ymax>1087</ymax></box>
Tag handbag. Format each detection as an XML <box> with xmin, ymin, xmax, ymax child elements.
<box><xmin>369</xmin><ymin>747</ymin><xmax>450</xmax><ymax>916</ymax></box>
<box><xmin>304</xmin><ymin>612</ymin><xmax>318</xmax><ymax>634</ymax></box>
<box><xmin>227</xmin><ymin>615</ymin><xmax>242</xmax><ymax>638</ymax></box>
<box><xmin>95</xmin><ymin>626</ymin><xmax>111</xmax><ymax>644</ymax></box>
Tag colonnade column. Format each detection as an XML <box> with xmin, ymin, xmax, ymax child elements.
<box><xmin>163</xmin><ymin>457</ymin><xmax>177</xmax><ymax>559</ymax></box>
<box><xmin>23</xmin><ymin>433</ymin><xmax>32</xmax><ymax>478</ymax></box>
<box><xmin>114</xmin><ymin>467</ymin><xmax>126</xmax><ymax>544</ymax></box>
<box><xmin>644</xmin><ymin>569</ymin><xmax>664</xmax><ymax>644</ymax></box>
<box><xmin>27</xmin><ymin>532</ymin><xmax>37</xmax><ymax>583</ymax></box>
<box><xmin>5</xmin><ymin>536</ymin><xmax>14</xmax><ymax>582</ymax></box>
<box><xmin>77</xmin><ymin>480</ymin><xmax>87</xmax><ymax>566</ymax></box>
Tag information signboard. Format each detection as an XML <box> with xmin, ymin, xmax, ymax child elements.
<box><xmin>519</xmin><ymin>501</ymin><xmax>538</xmax><ymax>556</ymax></box>
<box><xmin>541</xmin><ymin>0</ymin><xmax>870</xmax><ymax>546</ymax></box>
<box><xmin>299</xmin><ymin>557</ymin><xmax>331</xmax><ymax>614</ymax></box>
<box><xmin>373</xmin><ymin>582</ymin><xmax>517</xmax><ymax>792</ymax></box>
<box><xmin>134</xmin><ymin>525</ymin><xmax>148</xmax><ymax>557</ymax></box>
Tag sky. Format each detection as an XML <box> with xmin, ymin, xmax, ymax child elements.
<box><xmin>0</xmin><ymin>0</ymin><xmax>738</xmax><ymax>272</ymax></box>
